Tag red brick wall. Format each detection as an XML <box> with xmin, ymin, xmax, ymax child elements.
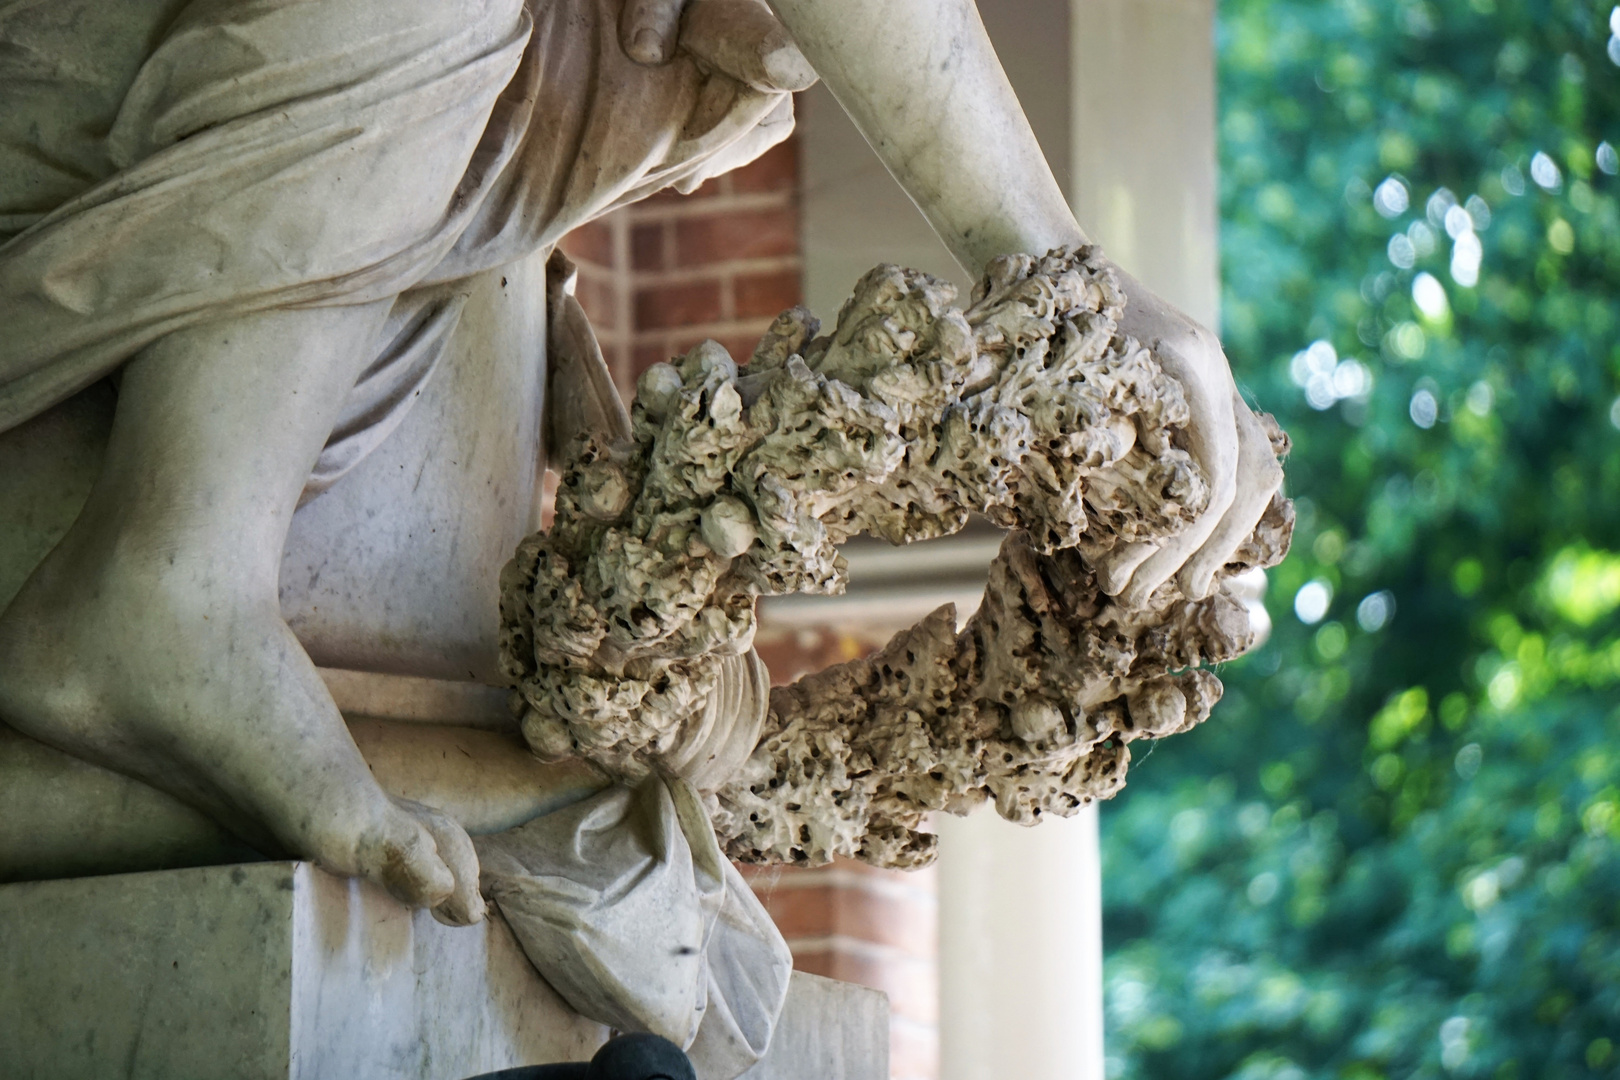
<box><xmin>560</xmin><ymin>138</ymin><xmax>803</xmax><ymax>400</ymax></box>
<box><xmin>742</xmin><ymin>858</ymin><xmax>939</xmax><ymax>1080</ymax></box>
<box><xmin>559</xmin><ymin>133</ymin><xmax>940</xmax><ymax>1080</ymax></box>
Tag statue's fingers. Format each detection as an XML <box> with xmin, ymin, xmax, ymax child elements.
<box><xmin>680</xmin><ymin>0</ymin><xmax>816</xmax><ymax>91</ymax></box>
<box><xmin>394</xmin><ymin>798</ymin><xmax>487</xmax><ymax>927</ymax></box>
<box><xmin>620</xmin><ymin>0</ymin><xmax>687</xmax><ymax>64</ymax></box>
<box><xmin>1174</xmin><ymin>402</ymin><xmax>1285</xmax><ymax>601</ymax></box>
<box><xmin>1100</xmin><ymin>320</ymin><xmax>1242</xmax><ymax>605</ymax></box>
<box><xmin>1117</xmin><ymin>454</ymin><xmax>1238</xmax><ymax>609</ymax></box>
<box><xmin>1095</xmin><ymin>540</ymin><xmax>1161</xmax><ymax>596</ymax></box>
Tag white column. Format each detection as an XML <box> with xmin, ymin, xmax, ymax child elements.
<box><xmin>1070</xmin><ymin>0</ymin><xmax>1220</xmax><ymax>328</ymax></box>
<box><xmin>935</xmin><ymin>808</ymin><xmax>1103</xmax><ymax>1080</ymax></box>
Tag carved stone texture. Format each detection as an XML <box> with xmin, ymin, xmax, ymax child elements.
<box><xmin>499</xmin><ymin>245</ymin><xmax>1293</xmax><ymax>864</ymax></box>
<box><xmin>714</xmin><ymin>494</ymin><xmax>1294</xmax><ymax>869</ymax></box>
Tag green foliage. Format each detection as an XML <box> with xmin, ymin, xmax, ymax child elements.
<box><xmin>1100</xmin><ymin>0</ymin><xmax>1620</xmax><ymax>1075</ymax></box>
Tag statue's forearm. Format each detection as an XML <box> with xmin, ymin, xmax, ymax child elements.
<box><xmin>763</xmin><ymin>0</ymin><xmax>1086</xmax><ymax>272</ymax></box>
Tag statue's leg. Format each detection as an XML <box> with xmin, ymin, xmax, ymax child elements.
<box><xmin>0</xmin><ymin>302</ymin><xmax>484</xmax><ymax>925</ymax></box>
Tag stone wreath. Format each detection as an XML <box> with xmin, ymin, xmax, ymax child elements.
<box><xmin>499</xmin><ymin>245</ymin><xmax>1293</xmax><ymax>870</ymax></box>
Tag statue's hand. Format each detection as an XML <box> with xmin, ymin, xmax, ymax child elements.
<box><xmin>1096</xmin><ymin>263</ymin><xmax>1285</xmax><ymax>605</ymax></box>
<box><xmin>619</xmin><ymin>0</ymin><xmax>816</xmax><ymax>92</ymax></box>
<box><xmin>619</xmin><ymin>0</ymin><xmax>687</xmax><ymax>62</ymax></box>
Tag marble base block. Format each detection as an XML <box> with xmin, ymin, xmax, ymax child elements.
<box><xmin>0</xmin><ymin>862</ymin><xmax>888</xmax><ymax>1080</ymax></box>
<box><xmin>740</xmin><ymin>967</ymin><xmax>888</xmax><ymax>1080</ymax></box>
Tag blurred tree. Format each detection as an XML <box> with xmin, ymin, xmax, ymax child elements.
<box><xmin>1100</xmin><ymin>0</ymin><xmax>1620</xmax><ymax>1076</ymax></box>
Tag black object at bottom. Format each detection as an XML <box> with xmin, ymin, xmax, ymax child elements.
<box><xmin>459</xmin><ymin>1033</ymin><xmax>698</xmax><ymax>1080</ymax></box>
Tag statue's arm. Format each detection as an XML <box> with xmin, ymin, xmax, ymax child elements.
<box><xmin>622</xmin><ymin>0</ymin><xmax>1080</xmax><ymax>271</ymax></box>
<box><xmin>621</xmin><ymin>0</ymin><xmax>1284</xmax><ymax>606</ymax></box>
<box><xmin>760</xmin><ymin>0</ymin><xmax>1086</xmax><ymax>275</ymax></box>
<box><xmin>757</xmin><ymin>0</ymin><xmax>1285</xmax><ymax>605</ymax></box>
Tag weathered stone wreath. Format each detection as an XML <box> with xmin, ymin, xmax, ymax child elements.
<box><xmin>499</xmin><ymin>245</ymin><xmax>1292</xmax><ymax>869</ymax></box>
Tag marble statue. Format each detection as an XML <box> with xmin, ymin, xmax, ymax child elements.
<box><xmin>0</xmin><ymin>0</ymin><xmax>1289</xmax><ymax>1070</ymax></box>
<box><xmin>0</xmin><ymin>0</ymin><xmax>806</xmax><ymax>927</ymax></box>
<box><xmin>505</xmin><ymin>248</ymin><xmax>1292</xmax><ymax>872</ymax></box>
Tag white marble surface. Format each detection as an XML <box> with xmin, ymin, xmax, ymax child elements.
<box><xmin>280</xmin><ymin>250</ymin><xmax>549</xmax><ymax>685</ymax></box>
<box><xmin>0</xmin><ymin>724</ymin><xmax>253</xmax><ymax>884</ymax></box>
<box><xmin>0</xmin><ymin>183</ymin><xmax>549</xmax><ymax>691</ymax></box>
<box><xmin>740</xmin><ymin>971</ymin><xmax>888</xmax><ymax>1080</ymax></box>
<box><xmin>0</xmin><ymin>383</ymin><xmax>110</xmax><ymax>617</ymax></box>
<box><xmin>0</xmin><ymin>713</ymin><xmax>609</xmax><ymax>885</ymax></box>
<box><xmin>0</xmin><ymin>860</ymin><xmax>886</xmax><ymax>1080</ymax></box>
<box><xmin>0</xmin><ymin>861</ymin><xmax>608</xmax><ymax>1080</ymax></box>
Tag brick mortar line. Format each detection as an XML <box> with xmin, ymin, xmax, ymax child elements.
<box><xmin>612</xmin><ymin>211</ymin><xmax>634</xmax><ymax>384</ymax></box>
<box><xmin>631</xmin><ymin>319</ymin><xmax>780</xmax><ymax>344</ymax></box>
<box><xmin>785</xmin><ymin>934</ymin><xmax>938</xmax><ymax>965</ymax></box>
<box><xmin>747</xmin><ymin>868</ymin><xmax>939</xmax><ymax>905</ymax></box>
<box><xmin>627</xmin><ymin>190</ymin><xmax>795</xmax><ymax>222</ymax></box>
<box><xmin>629</xmin><ymin>255</ymin><xmax>803</xmax><ymax>286</ymax></box>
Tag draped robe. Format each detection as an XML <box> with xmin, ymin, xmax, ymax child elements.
<box><xmin>0</xmin><ymin>0</ymin><xmax>792</xmax><ymax>488</ymax></box>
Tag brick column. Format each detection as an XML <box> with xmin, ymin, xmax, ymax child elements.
<box><xmin>742</xmin><ymin>858</ymin><xmax>939</xmax><ymax>1080</ymax></box>
<box><xmin>558</xmin><ymin>134</ymin><xmax>942</xmax><ymax>1080</ymax></box>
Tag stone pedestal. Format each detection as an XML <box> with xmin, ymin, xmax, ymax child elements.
<box><xmin>0</xmin><ymin>862</ymin><xmax>888</xmax><ymax>1080</ymax></box>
